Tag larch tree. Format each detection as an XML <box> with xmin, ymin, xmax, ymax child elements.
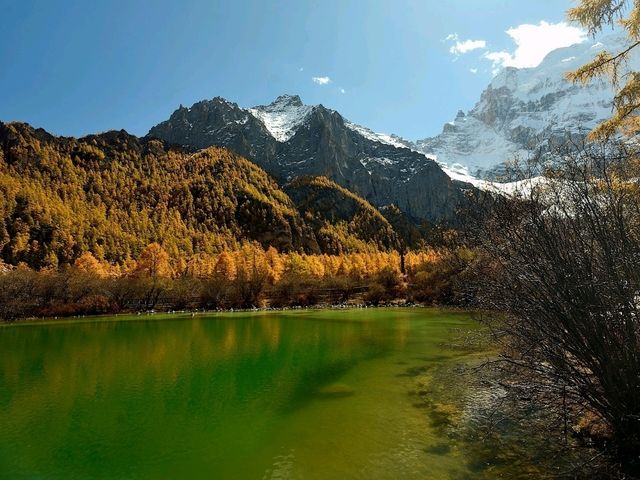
<box><xmin>135</xmin><ymin>243</ymin><xmax>172</xmax><ymax>279</ymax></box>
<box><xmin>214</xmin><ymin>251</ymin><xmax>237</xmax><ymax>280</ymax></box>
<box><xmin>567</xmin><ymin>0</ymin><xmax>640</xmax><ymax>138</ymax></box>
<box><xmin>265</xmin><ymin>246</ymin><xmax>284</xmax><ymax>284</ymax></box>
<box><xmin>73</xmin><ymin>252</ymin><xmax>107</xmax><ymax>278</ymax></box>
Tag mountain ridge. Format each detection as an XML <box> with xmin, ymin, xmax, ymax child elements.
<box><xmin>148</xmin><ymin>95</ymin><xmax>473</xmax><ymax>224</ymax></box>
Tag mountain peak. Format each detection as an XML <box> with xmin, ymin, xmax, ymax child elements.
<box><xmin>414</xmin><ymin>33</ymin><xmax>634</xmax><ymax>176</ymax></box>
<box><xmin>249</xmin><ymin>94</ymin><xmax>313</xmax><ymax>142</ymax></box>
<box><xmin>270</xmin><ymin>94</ymin><xmax>304</xmax><ymax>108</ymax></box>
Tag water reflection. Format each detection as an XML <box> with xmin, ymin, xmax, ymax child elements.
<box><xmin>0</xmin><ymin>309</ymin><xmax>489</xmax><ymax>480</ymax></box>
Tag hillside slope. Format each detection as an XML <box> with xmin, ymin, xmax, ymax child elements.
<box><xmin>285</xmin><ymin>176</ymin><xmax>399</xmax><ymax>254</ymax></box>
<box><xmin>0</xmin><ymin>122</ymin><xmax>321</xmax><ymax>268</ymax></box>
<box><xmin>0</xmin><ymin>122</ymin><xmax>411</xmax><ymax>268</ymax></box>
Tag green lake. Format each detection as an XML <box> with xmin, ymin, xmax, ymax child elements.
<box><xmin>0</xmin><ymin>308</ymin><xmax>541</xmax><ymax>479</ymax></box>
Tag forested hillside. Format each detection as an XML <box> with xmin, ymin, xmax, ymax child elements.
<box><xmin>285</xmin><ymin>175</ymin><xmax>399</xmax><ymax>253</ymax></box>
<box><xmin>0</xmin><ymin>122</ymin><xmax>411</xmax><ymax>269</ymax></box>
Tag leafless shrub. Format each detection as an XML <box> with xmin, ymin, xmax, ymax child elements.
<box><xmin>472</xmin><ymin>140</ymin><xmax>640</xmax><ymax>476</ymax></box>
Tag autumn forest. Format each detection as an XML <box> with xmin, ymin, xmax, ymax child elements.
<box><xmin>0</xmin><ymin>121</ymin><xmax>471</xmax><ymax>319</ymax></box>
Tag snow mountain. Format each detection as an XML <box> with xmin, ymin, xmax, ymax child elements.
<box><xmin>414</xmin><ymin>33</ymin><xmax>637</xmax><ymax>178</ymax></box>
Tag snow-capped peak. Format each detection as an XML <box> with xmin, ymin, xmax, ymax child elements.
<box><xmin>248</xmin><ymin>95</ymin><xmax>314</xmax><ymax>142</ymax></box>
<box><xmin>413</xmin><ymin>32</ymin><xmax>637</xmax><ymax>177</ymax></box>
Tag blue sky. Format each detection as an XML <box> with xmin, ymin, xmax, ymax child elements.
<box><xmin>0</xmin><ymin>0</ymin><xmax>584</xmax><ymax>140</ymax></box>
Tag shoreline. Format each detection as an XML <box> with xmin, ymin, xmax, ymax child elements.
<box><xmin>0</xmin><ymin>303</ymin><xmax>477</xmax><ymax>327</ymax></box>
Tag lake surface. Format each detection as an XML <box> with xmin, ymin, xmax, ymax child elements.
<box><xmin>0</xmin><ymin>308</ymin><xmax>535</xmax><ymax>479</ymax></box>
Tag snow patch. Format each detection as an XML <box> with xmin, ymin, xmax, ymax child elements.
<box><xmin>345</xmin><ymin>122</ymin><xmax>413</xmax><ymax>150</ymax></box>
<box><xmin>249</xmin><ymin>95</ymin><xmax>313</xmax><ymax>142</ymax></box>
<box><xmin>436</xmin><ymin>160</ymin><xmax>545</xmax><ymax>196</ymax></box>
<box><xmin>360</xmin><ymin>156</ymin><xmax>396</xmax><ymax>168</ymax></box>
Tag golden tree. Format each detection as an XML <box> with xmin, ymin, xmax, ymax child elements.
<box><xmin>214</xmin><ymin>251</ymin><xmax>237</xmax><ymax>280</ymax></box>
<box><xmin>135</xmin><ymin>243</ymin><xmax>173</xmax><ymax>279</ymax></box>
<box><xmin>73</xmin><ymin>252</ymin><xmax>108</xmax><ymax>278</ymax></box>
<box><xmin>265</xmin><ymin>246</ymin><xmax>284</xmax><ymax>283</ymax></box>
<box><xmin>567</xmin><ymin>0</ymin><xmax>640</xmax><ymax>138</ymax></box>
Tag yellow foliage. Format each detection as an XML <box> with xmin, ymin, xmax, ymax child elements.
<box><xmin>74</xmin><ymin>252</ymin><xmax>108</xmax><ymax>278</ymax></box>
<box><xmin>134</xmin><ymin>243</ymin><xmax>173</xmax><ymax>278</ymax></box>
<box><xmin>567</xmin><ymin>0</ymin><xmax>640</xmax><ymax>138</ymax></box>
<box><xmin>214</xmin><ymin>251</ymin><xmax>237</xmax><ymax>280</ymax></box>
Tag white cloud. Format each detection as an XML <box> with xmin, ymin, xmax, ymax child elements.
<box><xmin>445</xmin><ymin>33</ymin><xmax>486</xmax><ymax>56</ymax></box>
<box><xmin>484</xmin><ymin>21</ymin><xmax>586</xmax><ymax>74</ymax></box>
<box><xmin>312</xmin><ymin>76</ymin><xmax>331</xmax><ymax>85</ymax></box>
<box><xmin>469</xmin><ymin>68</ymin><xmax>478</xmax><ymax>74</ymax></box>
<box><xmin>299</xmin><ymin>67</ymin><xmax>304</xmax><ymax>72</ymax></box>
<box><xmin>451</xmin><ymin>39</ymin><xmax>487</xmax><ymax>55</ymax></box>
<box><xmin>340</xmin><ymin>88</ymin><xmax>346</xmax><ymax>94</ymax></box>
